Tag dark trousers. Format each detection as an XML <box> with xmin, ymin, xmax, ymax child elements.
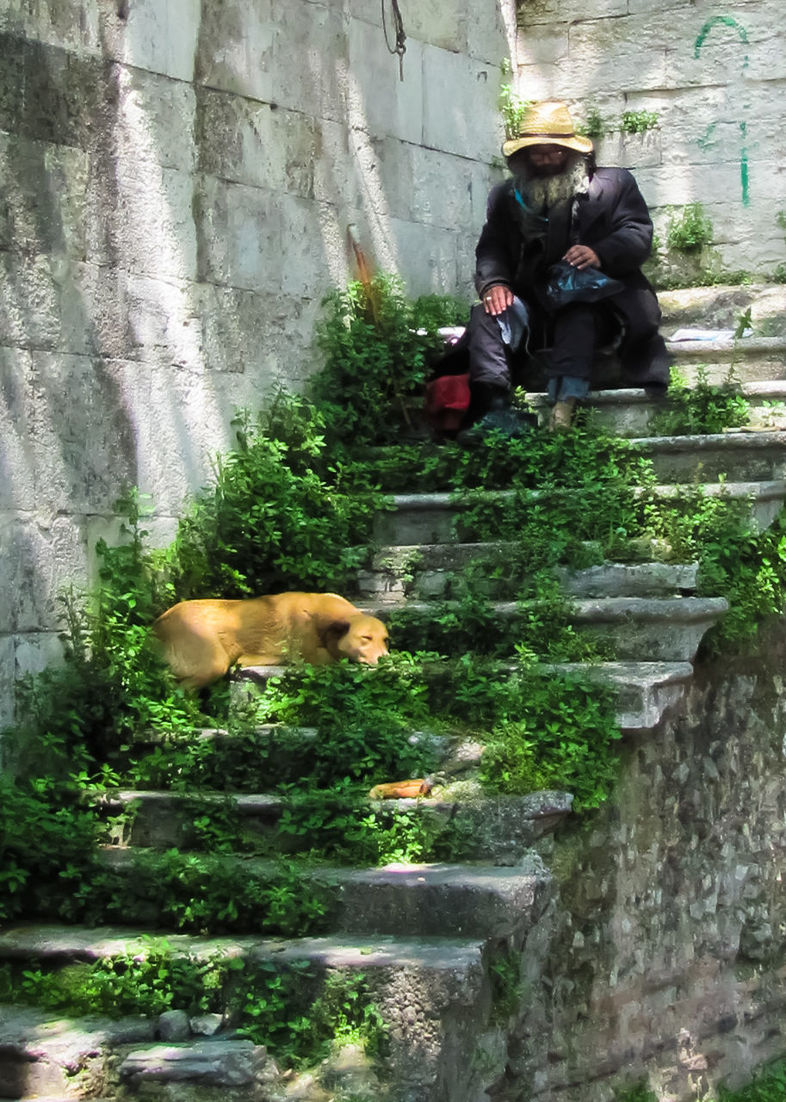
<box><xmin>468</xmin><ymin>301</ymin><xmax>605</xmax><ymax>391</ymax></box>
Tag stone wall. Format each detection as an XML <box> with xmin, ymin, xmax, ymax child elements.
<box><xmin>0</xmin><ymin>0</ymin><xmax>514</xmax><ymax>729</ymax></box>
<box><xmin>501</xmin><ymin>618</ymin><xmax>786</xmax><ymax>1101</ymax></box>
<box><xmin>515</xmin><ymin>0</ymin><xmax>786</xmax><ymax>279</ymax></box>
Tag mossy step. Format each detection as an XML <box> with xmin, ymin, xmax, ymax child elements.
<box><xmin>98</xmin><ymin>847</ymin><xmax>550</xmax><ymax>940</ymax></box>
<box><xmin>0</xmin><ymin>928</ymin><xmax>492</xmax><ymax>1102</ymax></box>
<box><xmin>0</xmin><ymin>1003</ymin><xmax>157</xmax><ymax>1101</ymax></box>
<box><xmin>526</xmin><ymin>381</ymin><xmax>786</xmax><ymax>437</ymax></box>
<box><xmin>630</xmin><ymin>429</ymin><xmax>786</xmax><ymax>482</ymax></box>
<box><xmin>357</xmin><ymin>547</ymin><xmax>699</xmax><ymax>603</ymax></box>
<box><xmin>233</xmin><ymin>659</ymin><xmax>693</xmax><ymax>736</ymax></box>
<box><xmin>96</xmin><ymin>788</ymin><xmax>572</xmax><ymax>865</ymax></box>
<box><xmin>545</xmin><ymin>660</ymin><xmax>694</xmax><ymax>735</ymax></box>
<box><xmin>373</xmin><ymin>477</ymin><xmax>785</xmax><ymax>543</ymax></box>
<box><xmin>666</xmin><ymin>335</ymin><xmax>786</xmax><ymax>385</ymax></box>
<box><xmin>369</xmin><ymin>595</ymin><xmax>729</xmax><ymax>663</ymax></box>
<box><xmin>641</xmin><ymin>479</ymin><xmax>786</xmax><ymax>533</ymax></box>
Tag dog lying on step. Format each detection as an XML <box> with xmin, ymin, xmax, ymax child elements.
<box><xmin>153</xmin><ymin>591</ymin><xmax>390</xmax><ymax>690</ymax></box>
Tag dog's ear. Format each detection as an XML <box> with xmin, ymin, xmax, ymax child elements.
<box><xmin>321</xmin><ymin>619</ymin><xmax>351</xmax><ymax>648</ymax></box>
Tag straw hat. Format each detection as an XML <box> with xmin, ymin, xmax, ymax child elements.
<box><xmin>502</xmin><ymin>100</ymin><xmax>594</xmax><ymax>158</ymax></box>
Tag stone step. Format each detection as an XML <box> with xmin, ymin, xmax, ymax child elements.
<box><xmin>234</xmin><ymin>659</ymin><xmax>692</xmax><ymax>737</ymax></box>
<box><xmin>371</xmin><ymin>595</ymin><xmax>728</xmax><ymax>663</ymax></box>
<box><xmin>0</xmin><ymin>927</ymin><xmax>493</xmax><ymax>1102</ymax></box>
<box><xmin>644</xmin><ymin>479</ymin><xmax>786</xmax><ymax>534</ymax></box>
<box><xmin>575</xmin><ymin>336</ymin><xmax>786</xmax><ymax>391</ymax></box>
<box><xmin>570</xmin><ymin>595</ymin><xmax>728</xmax><ymax>661</ymax></box>
<box><xmin>657</xmin><ymin>282</ymin><xmax>786</xmax><ymax>337</ymax></box>
<box><xmin>631</xmin><ymin>430</ymin><xmax>786</xmax><ymax>483</ymax></box>
<box><xmin>0</xmin><ymin>1003</ymin><xmax>156</xmax><ymax>1100</ymax></box>
<box><xmin>98</xmin><ymin>847</ymin><xmax>550</xmax><ymax>940</ymax></box>
<box><xmin>526</xmin><ymin>381</ymin><xmax>786</xmax><ymax>437</ymax></box>
<box><xmin>95</xmin><ymin>787</ymin><xmax>571</xmax><ymax>863</ymax></box>
<box><xmin>372</xmin><ymin>476</ymin><xmax>784</xmax><ymax>545</ymax></box>
<box><xmin>545</xmin><ymin>660</ymin><xmax>694</xmax><ymax>735</ymax></box>
<box><xmin>666</xmin><ymin>335</ymin><xmax>786</xmax><ymax>385</ymax></box>
<box><xmin>357</xmin><ymin>547</ymin><xmax>699</xmax><ymax>603</ymax></box>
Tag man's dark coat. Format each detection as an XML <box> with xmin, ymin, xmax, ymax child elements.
<box><xmin>474</xmin><ymin>167</ymin><xmax>671</xmax><ymax>388</ymax></box>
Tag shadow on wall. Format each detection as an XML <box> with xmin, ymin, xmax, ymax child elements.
<box><xmin>0</xmin><ymin>0</ymin><xmax>513</xmax><ymax>729</ymax></box>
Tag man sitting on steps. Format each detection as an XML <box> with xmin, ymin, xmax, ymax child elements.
<box><xmin>467</xmin><ymin>99</ymin><xmax>671</xmax><ymax>434</ymax></box>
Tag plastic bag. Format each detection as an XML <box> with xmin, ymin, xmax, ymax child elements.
<box><xmin>544</xmin><ymin>260</ymin><xmax>623</xmax><ymax>309</ymax></box>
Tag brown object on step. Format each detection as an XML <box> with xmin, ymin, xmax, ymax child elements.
<box><xmin>368</xmin><ymin>779</ymin><xmax>434</xmax><ymax>800</ymax></box>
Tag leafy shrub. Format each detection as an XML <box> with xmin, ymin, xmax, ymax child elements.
<box><xmin>5</xmin><ymin>953</ymin><xmax>386</xmax><ymax>1071</ymax></box>
<box><xmin>650</xmin><ymin>367</ymin><xmax>749</xmax><ymax>436</ymax></box>
<box><xmin>667</xmin><ymin>202</ymin><xmax>714</xmax><ymax>253</ymax></box>
<box><xmin>577</xmin><ymin>106</ymin><xmax>606</xmax><ymax>139</ymax></box>
<box><xmin>163</xmin><ymin>395</ymin><xmax>385</xmax><ymax>599</ymax></box>
<box><xmin>310</xmin><ymin>273</ymin><xmax>466</xmax><ymax>446</ymax></box>
<box><xmin>498</xmin><ymin>60</ymin><xmax>530</xmax><ymax>139</ymax></box>
<box><xmin>620</xmin><ymin>110</ymin><xmax>659</xmax><ymax>134</ymax></box>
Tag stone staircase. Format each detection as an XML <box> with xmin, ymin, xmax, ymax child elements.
<box><xmin>3</xmin><ymin>286</ymin><xmax>786</xmax><ymax>1102</ymax></box>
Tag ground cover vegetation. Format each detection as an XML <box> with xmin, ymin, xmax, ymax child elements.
<box><xmin>3</xmin><ymin>274</ymin><xmax>786</xmax><ymax>1072</ymax></box>
<box><xmin>614</xmin><ymin>1057</ymin><xmax>786</xmax><ymax>1102</ymax></box>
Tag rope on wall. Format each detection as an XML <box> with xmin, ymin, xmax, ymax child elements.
<box><xmin>381</xmin><ymin>0</ymin><xmax>407</xmax><ymax>81</ymax></box>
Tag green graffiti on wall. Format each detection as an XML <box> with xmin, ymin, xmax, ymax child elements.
<box><xmin>693</xmin><ymin>15</ymin><xmax>751</xmax><ymax>206</ymax></box>
<box><xmin>694</xmin><ymin>15</ymin><xmax>749</xmax><ymax>62</ymax></box>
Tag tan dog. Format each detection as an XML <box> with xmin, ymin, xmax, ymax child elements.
<box><xmin>153</xmin><ymin>591</ymin><xmax>390</xmax><ymax>689</ymax></box>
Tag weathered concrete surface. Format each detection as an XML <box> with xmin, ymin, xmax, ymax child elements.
<box><xmin>514</xmin><ymin>0</ymin><xmax>786</xmax><ymax>278</ymax></box>
<box><xmin>0</xmin><ymin>1</ymin><xmax>515</xmax><ymax>731</ymax></box>
<box><xmin>494</xmin><ymin>615</ymin><xmax>786</xmax><ymax>1101</ymax></box>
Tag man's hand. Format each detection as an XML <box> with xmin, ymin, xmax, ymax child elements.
<box><xmin>482</xmin><ymin>284</ymin><xmax>514</xmax><ymax>316</ymax></box>
<box><xmin>563</xmin><ymin>245</ymin><xmax>601</xmax><ymax>270</ymax></box>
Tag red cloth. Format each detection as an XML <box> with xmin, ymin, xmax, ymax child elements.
<box><xmin>424</xmin><ymin>372</ymin><xmax>470</xmax><ymax>433</ymax></box>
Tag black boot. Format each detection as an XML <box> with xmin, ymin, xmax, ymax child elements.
<box><xmin>458</xmin><ymin>385</ymin><xmax>536</xmax><ymax>444</ymax></box>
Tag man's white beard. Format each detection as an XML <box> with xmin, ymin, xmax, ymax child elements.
<box><xmin>516</xmin><ymin>156</ymin><xmax>590</xmax><ymax>211</ymax></box>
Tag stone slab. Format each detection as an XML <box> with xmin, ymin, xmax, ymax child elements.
<box><xmin>359</xmin><ymin>543</ymin><xmax>700</xmax><ymax>602</ymax></box>
<box><xmin>119</xmin><ymin>1039</ymin><xmax>267</xmax><ymax>1086</ymax></box>
<box><xmin>631</xmin><ymin>429</ymin><xmax>786</xmax><ymax>482</ymax></box>
<box><xmin>547</xmin><ymin>660</ymin><xmax>695</xmax><ymax>733</ymax></box>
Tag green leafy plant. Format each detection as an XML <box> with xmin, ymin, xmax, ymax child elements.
<box><xmin>716</xmin><ymin>1059</ymin><xmax>786</xmax><ymax>1101</ymax></box>
<box><xmin>577</xmin><ymin>105</ymin><xmax>606</xmax><ymax>140</ymax></box>
<box><xmin>620</xmin><ymin>109</ymin><xmax>659</xmax><ymax>134</ymax></box>
<box><xmin>3</xmin><ymin>952</ymin><xmax>387</xmax><ymax>1072</ymax></box>
<box><xmin>499</xmin><ymin>60</ymin><xmax>529</xmax><ymax>139</ymax></box>
<box><xmin>614</xmin><ymin>1083</ymin><xmax>658</xmax><ymax>1102</ymax></box>
<box><xmin>650</xmin><ymin>367</ymin><xmax>749</xmax><ymax>436</ymax></box>
<box><xmin>164</xmin><ymin>395</ymin><xmax>385</xmax><ymax>599</ymax></box>
<box><xmin>667</xmin><ymin>202</ymin><xmax>714</xmax><ymax>253</ymax></box>
<box><xmin>311</xmin><ymin>274</ymin><xmax>466</xmax><ymax>446</ymax></box>
<box><xmin>488</xmin><ymin>947</ymin><xmax>523</xmax><ymax>1023</ymax></box>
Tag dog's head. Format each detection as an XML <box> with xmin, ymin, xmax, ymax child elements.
<box><xmin>325</xmin><ymin>613</ymin><xmax>390</xmax><ymax>665</ymax></box>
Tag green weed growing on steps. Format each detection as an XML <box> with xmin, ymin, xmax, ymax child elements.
<box><xmin>2</xmin><ymin>954</ymin><xmax>387</xmax><ymax>1071</ymax></box>
<box><xmin>0</xmin><ymin>776</ymin><xmax>333</xmax><ymax>935</ymax></box>
<box><xmin>162</xmin><ymin>395</ymin><xmax>387</xmax><ymax>599</ymax></box>
<box><xmin>649</xmin><ymin>366</ymin><xmax>750</xmax><ymax>436</ymax></box>
<box><xmin>311</xmin><ymin>272</ymin><xmax>466</xmax><ymax>447</ymax></box>
<box><xmin>8</xmin><ymin>275</ymin><xmax>786</xmax><ymax>938</ymax></box>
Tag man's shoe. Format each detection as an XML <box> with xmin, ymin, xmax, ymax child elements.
<box><xmin>458</xmin><ymin>404</ymin><xmax>536</xmax><ymax>444</ymax></box>
<box><xmin>548</xmin><ymin>398</ymin><xmax>577</xmax><ymax>431</ymax></box>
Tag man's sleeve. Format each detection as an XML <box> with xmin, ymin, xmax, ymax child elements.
<box><xmin>474</xmin><ymin>186</ymin><xmax>515</xmax><ymax>296</ymax></box>
<box><xmin>592</xmin><ymin>169</ymin><xmax>653</xmax><ymax>276</ymax></box>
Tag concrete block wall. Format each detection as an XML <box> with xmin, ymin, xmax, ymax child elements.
<box><xmin>0</xmin><ymin>0</ymin><xmax>515</xmax><ymax>729</ymax></box>
<box><xmin>515</xmin><ymin>0</ymin><xmax>786</xmax><ymax>276</ymax></box>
